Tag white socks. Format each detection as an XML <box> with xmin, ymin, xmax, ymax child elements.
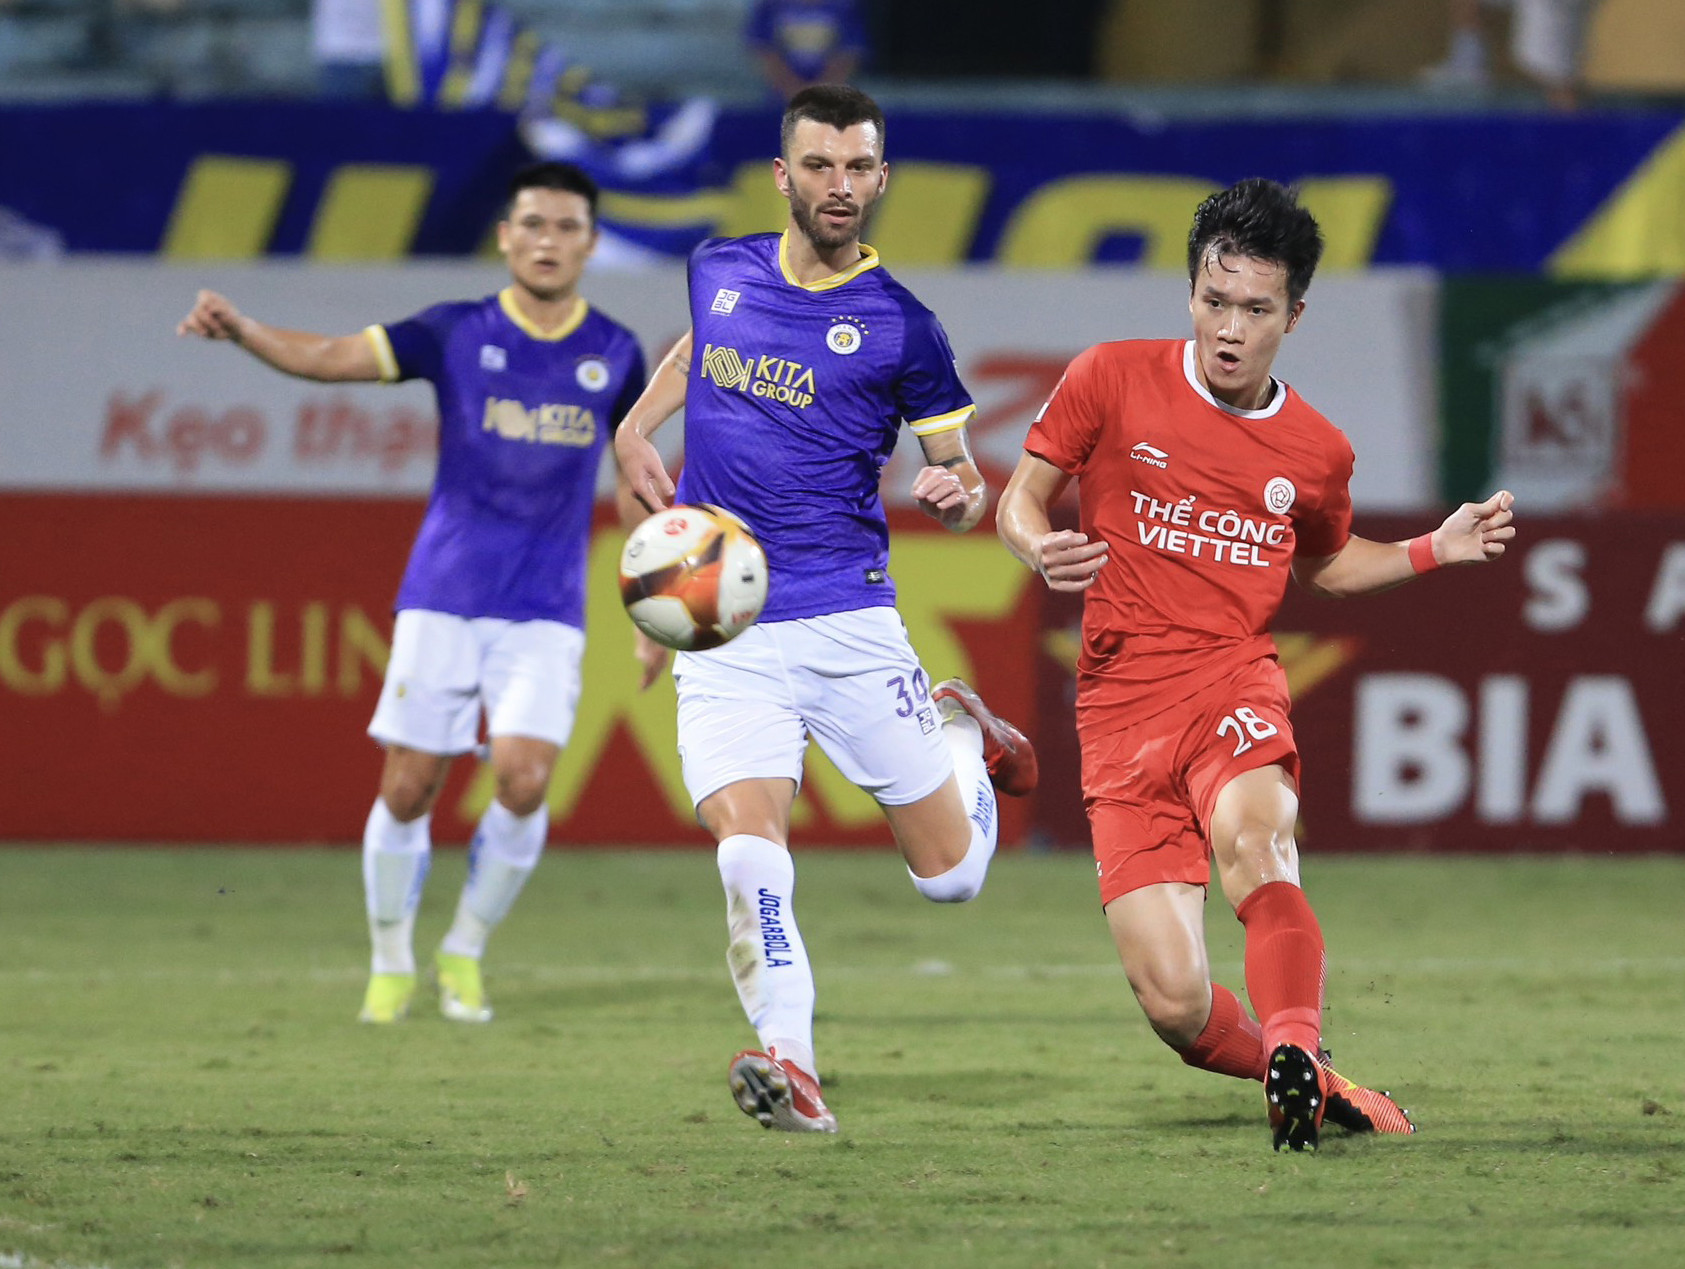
<box><xmin>440</xmin><ymin>800</ymin><xmax>548</xmax><ymax>960</ymax></box>
<box><xmin>711</xmin><ymin>724</ymin><xmax>996</xmax><ymax>1075</ymax></box>
<box><xmin>363</xmin><ymin>799</ymin><xmax>431</xmax><ymax>974</ymax></box>
<box><xmin>908</xmin><ymin>714</ymin><xmax>998</xmax><ymax>903</ymax></box>
<box><xmin>717</xmin><ymin>834</ymin><xmax>815</xmax><ymax>1073</ymax></box>
<box><xmin>364</xmin><ymin>796</ymin><xmax>547</xmax><ymax>971</ymax></box>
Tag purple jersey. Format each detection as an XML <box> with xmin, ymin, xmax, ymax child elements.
<box><xmin>678</xmin><ymin>232</ymin><xmax>974</xmax><ymax>622</ymax></box>
<box><xmin>366</xmin><ymin>289</ymin><xmax>646</xmax><ymax>628</ymax></box>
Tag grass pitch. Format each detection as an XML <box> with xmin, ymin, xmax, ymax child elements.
<box><xmin>4</xmin><ymin>848</ymin><xmax>1683</xmax><ymax>1268</ymax></box>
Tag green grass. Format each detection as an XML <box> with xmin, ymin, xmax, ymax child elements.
<box><xmin>3</xmin><ymin>849</ymin><xmax>1683</xmax><ymax>1268</ymax></box>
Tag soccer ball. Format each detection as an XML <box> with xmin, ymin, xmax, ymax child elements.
<box><xmin>618</xmin><ymin>504</ymin><xmax>769</xmax><ymax>651</ymax></box>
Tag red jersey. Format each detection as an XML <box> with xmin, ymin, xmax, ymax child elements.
<box><xmin>1026</xmin><ymin>339</ymin><xmax>1354</xmax><ymax>731</ymax></box>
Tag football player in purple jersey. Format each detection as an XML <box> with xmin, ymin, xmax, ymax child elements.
<box><xmin>614</xmin><ymin>85</ymin><xmax>1037</xmax><ymax>1133</ymax></box>
<box><xmin>179</xmin><ymin>161</ymin><xmax>647</xmax><ymax>1026</ymax></box>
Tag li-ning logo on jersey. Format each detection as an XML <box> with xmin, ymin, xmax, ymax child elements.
<box><xmin>1263</xmin><ymin>476</ymin><xmax>1297</xmax><ymax>514</ymax></box>
<box><xmin>575</xmin><ymin>357</ymin><xmax>610</xmax><ymax>392</ymax></box>
<box><xmin>711</xmin><ymin>288</ymin><xmax>741</xmax><ymax>315</ymax></box>
<box><xmin>699</xmin><ymin>343</ymin><xmax>816</xmax><ymax>409</ymax></box>
<box><xmin>481</xmin><ymin>397</ymin><xmax>596</xmax><ymax>447</ymax></box>
<box><xmin>1130</xmin><ymin>442</ymin><xmax>1169</xmax><ymax>469</ymax></box>
<box><xmin>479</xmin><ymin>345</ymin><xmax>507</xmax><ymax>372</ymax></box>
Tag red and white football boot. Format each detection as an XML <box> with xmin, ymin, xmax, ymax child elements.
<box><xmin>728</xmin><ymin>1047</ymin><xmax>838</xmax><ymax>1133</ymax></box>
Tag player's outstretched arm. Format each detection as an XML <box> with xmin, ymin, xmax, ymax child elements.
<box><xmin>175</xmin><ymin>290</ymin><xmax>380</xmax><ymax>382</ymax></box>
<box><xmin>996</xmin><ymin>452</ymin><xmax>1109</xmax><ymax>592</ymax></box>
<box><xmin>614</xmin><ymin>329</ymin><xmax>690</xmax><ymax>513</ymax></box>
<box><xmin>1294</xmin><ymin>490</ymin><xmax>1517</xmax><ymax>599</ymax></box>
<box><xmin>910</xmin><ymin>425</ymin><xmax>987</xmax><ymax>532</ymax></box>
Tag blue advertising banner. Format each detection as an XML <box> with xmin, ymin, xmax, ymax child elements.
<box><xmin>0</xmin><ymin>102</ymin><xmax>526</xmax><ymax>257</ymax></box>
<box><xmin>3</xmin><ymin>101</ymin><xmax>1682</xmax><ymax>275</ymax></box>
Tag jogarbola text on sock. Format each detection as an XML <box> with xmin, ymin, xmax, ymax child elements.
<box><xmin>757</xmin><ymin>888</ymin><xmax>794</xmax><ymax>967</ymax></box>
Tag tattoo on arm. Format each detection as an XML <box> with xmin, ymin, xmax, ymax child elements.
<box><xmin>937</xmin><ymin>456</ymin><xmax>965</xmax><ymax>470</ymax></box>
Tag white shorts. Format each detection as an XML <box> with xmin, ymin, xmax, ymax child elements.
<box><xmin>672</xmin><ymin>607</ymin><xmax>953</xmax><ymax>809</ymax></box>
<box><xmin>367</xmin><ymin>609</ymin><xmax>584</xmax><ymax>755</ymax></box>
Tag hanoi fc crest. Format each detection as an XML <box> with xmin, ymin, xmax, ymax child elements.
<box><xmin>825</xmin><ymin>321</ymin><xmax>864</xmax><ymax>355</ymax></box>
<box><xmin>576</xmin><ymin>357</ymin><xmax>611</xmax><ymax>391</ymax></box>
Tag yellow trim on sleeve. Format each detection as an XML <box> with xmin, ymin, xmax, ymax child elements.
<box><xmin>777</xmin><ymin>230</ymin><xmax>882</xmax><ymax>291</ymax></box>
<box><xmin>907</xmin><ymin>404</ymin><xmax>976</xmax><ymax>436</ymax></box>
<box><xmin>498</xmin><ymin>289</ymin><xmax>588</xmax><ymax>341</ymax></box>
<box><xmin>364</xmin><ymin>325</ymin><xmax>401</xmax><ymax>382</ymax></box>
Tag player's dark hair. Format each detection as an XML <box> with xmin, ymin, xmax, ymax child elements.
<box><xmin>1187</xmin><ymin>178</ymin><xmax>1324</xmax><ymax>305</ymax></box>
<box><xmin>504</xmin><ymin>160</ymin><xmax>599</xmax><ymax>222</ymax></box>
<box><xmin>780</xmin><ymin>84</ymin><xmax>886</xmax><ymax>157</ymax></box>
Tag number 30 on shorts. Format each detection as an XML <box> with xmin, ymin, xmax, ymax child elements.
<box><xmin>1216</xmin><ymin>706</ymin><xmax>1279</xmax><ymax>756</ymax></box>
<box><xmin>887</xmin><ymin>668</ymin><xmax>930</xmax><ymax>717</ymax></box>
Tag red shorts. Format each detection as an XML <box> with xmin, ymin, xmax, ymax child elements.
<box><xmin>1081</xmin><ymin>658</ymin><xmax>1300</xmax><ymax>907</ymax></box>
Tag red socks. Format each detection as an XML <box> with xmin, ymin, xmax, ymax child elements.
<box><xmin>1177</xmin><ymin>982</ymin><xmax>1267</xmax><ymax>1081</ymax></box>
<box><xmin>1235</xmin><ymin>880</ymin><xmax>1325</xmax><ymax>1056</ymax></box>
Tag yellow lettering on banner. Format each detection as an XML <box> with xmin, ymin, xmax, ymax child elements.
<box><xmin>866</xmin><ymin>163</ymin><xmax>992</xmax><ymax>266</ymax></box>
<box><xmin>719</xmin><ymin>161</ymin><xmax>792</xmax><ymax>239</ymax></box>
<box><xmin>163</xmin><ymin>157</ymin><xmax>292</xmax><ymax>260</ymax></box>
<box><xmin>598</xmin><ymin>188</ymin><xmax>736</xmax><ymax>229</ymax></box>
<box><xmin>68</xmin><ymin>597</ymin><xmax>151</xmax><ymax>712</ymax></box>
<box><xmin>456</xmin><ymin>531</ymin><xmax>1034</xmax><ymax>829</ymax></box>
<box><xmin>1295</xmin><ymin>178</ymin><xmax>1393</xmax><ymax>270</ymax></box>
<box><xmin>338</xmin><ymin>607</ymin><xmax>390</xmax><ymax>696</ymax></box>
<box><xmin>247</xmin><ymin>602</ymin><xmax>293</xmax><ymax>697</ymax></box>
<box><xmin>1</xmin><ymin>595</ymin><xmax>217</xmax><ymax>704</ymax></box>
<box><xmin>301</xmin><ymin>602</ymin><xmax>330</xmax><ymax>695</ymax></box>
<box><xmin>249</xmin><ymin>602</ymin><xmax>380</xmax><ymax>698</ymax></box>
<box><xmin>150</xmin><ymin>598</ymin><xmax>220</xmax><ymax>697</ymax></box>
<box><xmin>598</xmin><ymin>161</ymin><xmax>987</xmax><ymax>261</ymax></box>
<box><xmin>0</xmin><ymin>596</ymin><xmax>69</xmax><ymax>694</ymax></box>
<box><xmin>1550</xmin><ymin>121</ymin><xmax>1685</xmax><ymax>278</ymax></box>
<box><xmin>999</xmin><ymin>176</ymin><xmax>1214</xmax><ymax>268</ymax></box>
<box><xmin>997</xmin><ymin>175</ymin><xmax>1392</xmax><ymax>269</ymax></box>
<box><xmin>308</xmin><ymin>165</ymin><xmax>435</xmax><ymax>261</ymax></box>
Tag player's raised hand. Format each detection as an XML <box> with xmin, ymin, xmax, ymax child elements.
<box><xmin>632</xmin><ymin>628</ymin><xmax>670</xmax><ymax>691</ymax></box>
<box><xmin>1433</xmin><ymin>490</ymin><xmax>1516</xmax><ymax>565</ymax></box>
<box><xmin>1037</xmin><ymin>528</ymin><xmax>1109</xmax><ymax>591</ymax></box>
<box><xmin>614</xmin><ymin>427</ymin><xmax>675</xmax><ymax>514</ymax></box>
<box><xmin>176</xmin><ymin>290</ymin><xmax>246</xmax><ymax>342</ymax></box>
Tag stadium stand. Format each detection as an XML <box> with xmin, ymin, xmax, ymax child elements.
<box><xmin>0</xmin><ymin>0</ymin><xmax>761</xmax><ymax>100</ymax></box>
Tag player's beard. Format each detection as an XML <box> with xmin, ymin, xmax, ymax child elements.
<box><xmin>789</xmin><ymin>195</ymin><xmax>864</xmax><ymax>253</ymax></box>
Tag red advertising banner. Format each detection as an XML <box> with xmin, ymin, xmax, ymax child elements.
<box><xmin>0</xmin><ymin>495</ymin><xmax>1040</xmax><ymax>847</ymax></box>
<box><xmin>7</xmin><ymin>497</ymin><xmax>1677</xmax><ymax>852</ymax></box>
<box><xmin>1032</xmin><ymin>514</ymin><xmax>1685</xmax><ymax>854</ymax></box>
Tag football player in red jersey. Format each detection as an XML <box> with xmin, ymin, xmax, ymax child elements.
<box><xmin>996</xmin><ymin>178</ymin><xmax>1516</xmax><ymax>1151</ymax></box>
